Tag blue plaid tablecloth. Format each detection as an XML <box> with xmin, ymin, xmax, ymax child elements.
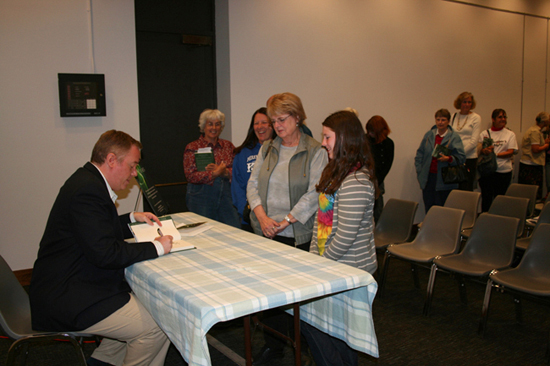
<box><xmin>126</xmin><ymin>212</ymin><xmax>379</xmax><ymax>366</ymax></box>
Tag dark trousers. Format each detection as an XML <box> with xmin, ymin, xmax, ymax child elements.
<box><xmin>478</xmin><ymin>171</ymin><xmax>512</xmax><ymax>212</ymax></box>
<box><xmin>261</xmin><ymin>236</ymin><xmax>309</xmax><ymax>351</ymax></box>
<box><xmin>458</xmin><ymin>158</ymin><xmax>478</xmax><ymax>191</ymax></box>
<box><xmin>518</xmin><ymin>163</ymin><xmax>544</xmax><ymax>199</ymax></box>
<box><xmin>301</xmin><ymin>321</ymin><xmax>358</xmax><ymax>366</ymax></box>
<box><xmin>373</xmin><ymin>182</ymin><xmax>385</xmax><ymax>224</ymax></box>
<box><xmin>422</xmin><ymin>173</ymin><xmax>452</xmax><ymax>213</ymax></box>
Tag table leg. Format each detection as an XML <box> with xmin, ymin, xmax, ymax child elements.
<box><xmin>244</xmin><ymin>315</ymin><xmax>252</xmax><ymax>366</ymax></box>
<box><xmin>250</xmin><ymin>303</ymin><xmax>303</xmax><ymax>366</ymax></box>
<box><xmin>293</xmin><ymin>303</ymin><xmax>301</xmax><ymax>366</ymax></box>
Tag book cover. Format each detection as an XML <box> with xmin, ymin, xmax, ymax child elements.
<box><xmin>195</xmin><ymin>150</ymin><xmax>215</xmax><ymax>171</ymax></box>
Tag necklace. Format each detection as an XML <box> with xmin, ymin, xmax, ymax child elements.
<box><xmin>281</xmin><ymin>131</ymin><xmax>301</xmax><ymax>147</ymax></box>
<box><xmin>454</xmin><ymin>113</ymin><xmax>469</xmax><ymax>132</ymax></box>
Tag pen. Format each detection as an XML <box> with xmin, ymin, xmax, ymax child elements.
<box><xmin>157</xmin><ymin>228</ymin><xmax>164</xmax><ymax>237</ymax></box>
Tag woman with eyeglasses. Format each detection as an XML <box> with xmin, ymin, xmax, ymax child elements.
<box><xmin>415</xmin><ymin>109</ymin><xmax>466</xmax><ymax>213</ymax></box>
<box><xmin>183</xmin><ymin>109</ymin><xmax>240</xmax><ymax>228</ymax></box>
<box><xmin>246</xmin><ymin>92</ymin><xmax>328</xmax><ymax>365</ymax></box>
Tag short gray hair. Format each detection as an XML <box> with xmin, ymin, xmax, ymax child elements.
<box><xmin>198</xmin><ymin>109</ymin><xmax>225</xmax><ymax>132</ymax></box>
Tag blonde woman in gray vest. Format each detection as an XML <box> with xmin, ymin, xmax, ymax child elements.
<box><xmin>246</xmin><ymin>92</ymin><xmax>328</xmax><ymax>365</ymax></box>
<box><xmin>247</xmin><ymin>92</ymin><xmax>328</xmax><ymax>251</ymax></box>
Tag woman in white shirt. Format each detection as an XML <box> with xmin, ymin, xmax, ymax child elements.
<box><xmin>477</xmin><ymin>109</ymin><xmax>518</xmax><ymax>211</ymax></box>
<box><xmin>451</xmin><ymin>92</ymin><xmax>482</xmax><ymax>191</ymax></box>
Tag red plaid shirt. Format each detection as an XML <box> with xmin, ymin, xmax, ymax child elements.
<box><xmin>184</xmin><ymin>135</ymin><xmax>235</xmax><ymax>185</ymax></box>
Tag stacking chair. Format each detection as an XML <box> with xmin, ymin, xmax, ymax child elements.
<box><xmin>461</xmin><ymin>195</ymin><xmax>529</xmax><ymax>240</ymax></box>
<box><xmin>378</xmin><ymin>206</ymin><xmax>464</xmax><ymax>297</ymax></box>
<box><xmin>423</xmin><ymin>213</ymin><xmax>519</xmax><ymax>316</ymax></box>
<box><xmin>479</xmin><ymin>224</ymin><xmax>550</xmax><ymax>341</ymax></box>
<box><xmin>516</xmin><ymin>202</ymin><xmax>550</xmax><ymax>252</ymax></box>
<box><xmin>505</xmin><ymin>183</ymin><xmax>539</xmax><ymax>218</ymax></box>
<box><xmin>0</xmin><ymin>255</ymin><xmax>90</xmax><ymax>366</ymax></box>
<box><xmin>534</xmin><ymin>194</ymin><xmax>549</xmax><ymax>214</ymax></box>
<box><xmin>374</xmin><ymin>198</ymin><xmax>419</xmax><ymax>252</ymax></box>
<box><xmin>444</xmin><ymin>190</ymin><xmax>481</xmax><ymax>233</ymax></box>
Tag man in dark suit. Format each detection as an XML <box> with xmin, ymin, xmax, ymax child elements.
<box><xmin>30</xmin><ymin>130</ymin><xmax>173</xmax><ymax>366</ymax></box>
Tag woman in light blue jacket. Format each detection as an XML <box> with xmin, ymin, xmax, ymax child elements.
<box><xmin>415</xmin><ymin>109</ymin><xmax>466</xmax><ymax>213</ymax></box>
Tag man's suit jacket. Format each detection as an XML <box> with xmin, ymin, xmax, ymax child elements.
<box><xmin>29</xmin><ymin>162</ymin><xmax>158</xmax><ymax>331</ymax></box>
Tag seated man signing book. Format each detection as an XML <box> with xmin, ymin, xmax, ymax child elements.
<box><xmin>30</xmin><ymin>130</ymin><xmax>173</xmax><ymax>366</ymax></box>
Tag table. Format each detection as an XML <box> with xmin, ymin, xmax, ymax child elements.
<box><xmin>125</xmin><ymin>212</ymin><xmax>379</xmax><ymax>366</ymax></box>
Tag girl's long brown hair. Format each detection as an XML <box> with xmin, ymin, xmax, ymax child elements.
<box><xmin>316</xmin><ymin>110</ymin><xmax>378</xmax><ymax>196</ymax></box>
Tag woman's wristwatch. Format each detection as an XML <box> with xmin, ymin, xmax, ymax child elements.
<box><xmin>284</xmin><ymin>215</ymin><xmax>292</xmax><ymax>224</ymax></box>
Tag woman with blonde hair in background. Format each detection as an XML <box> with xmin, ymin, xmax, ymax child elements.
<box><xmin>451</xmin><ymin>92</ymin><xmax>482</xmax><ymax>191</ymax></box>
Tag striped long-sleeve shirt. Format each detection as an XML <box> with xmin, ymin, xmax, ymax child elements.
<box><xmin>309</xmin><ymin>169</ymin><xmax>377</xmax><ymax>274</ymax></box>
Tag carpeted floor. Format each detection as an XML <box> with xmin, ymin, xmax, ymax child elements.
<box><xmin>2</xmin><ymin>252</ymin><xmax>549</xmax><ymax>366</ymax></box>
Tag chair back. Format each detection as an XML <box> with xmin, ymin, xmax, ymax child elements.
<box><xmin>488</xmin><ymin>195</ymin><xmax>529</xmax><ymax>237</ymax></box>
<box><xmin>515</xmin><ymin>223</ymin><xmax>550</xmax><ymax>278</ymax></box>
<box><xmin>530</xmin><ymin>202</ymin><xmax>550</xmax><ymax>233</ymax></box>
<box><xmin>505</xmin><ymin>183</ymin><xmax>538</xmax><ymax>218</ymax></box>
<box><xmin>0</xmin><ymin>255</ymin><xmax>33</xmax><ymax>339</ymax></box>
<box><xmin>411</xmin><ymin>205</ymin><xmax>464</xmax><ymax>254</ymax></box>
<box><xmin>444</xmin><ymin>190</ymin><xmax>481</xmax><ymax>230</ymax></box>
<box><xmin>460</xmin><ymin>213</ymin><xmax>519</xmax><ymax>269</ymax></box>
<box><xmin>374</xmin><ymin>198</ymin><xmax>418</xmax><ymax>249</ymax></box>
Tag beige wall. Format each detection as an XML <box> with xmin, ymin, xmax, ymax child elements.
<box><xmin>2</xmin><ymin>0</ymin><xmax>550</xmax><ymax>270</ymax></box>
<box><xmin>0</xmin><ymin>0</ymin><xmax>141</xmax><ymax>270</ymax></box>
<box><xmin>220</xmin><ymin>0</ymin><xmax>550</xmax><ymax>223</ymax></box>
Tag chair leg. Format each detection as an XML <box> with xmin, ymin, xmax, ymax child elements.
<box><xmin>458</xmin><ymin>275</ymin><xmax>468</xmax><ymax>305</ymax></box>
<box><xmin>459</xmin><ymin>235</ymin><xmax>466</xmax><ymax>251</ymax></box>
<box><xmin>411</xmin><ymin>263</ymin><xmax>420</xmax><ymax>289</ymax></box>
<box><xmin>65</xmin><ymin>335</ymin><xmax>88</xmax><ymax>366</ymax></box>
<box><xmin>374</xmin><ymin>250</ymin><xmax>384</xmax><ymax>281</ymax></box>
<box><xmin>423</xmin><ymin>263</ymin><xmax>438</xmax><ymax>316</ymax></box>
<box><xmin>478</xmin><ymin>279</ymin><xmax>494</xmax><ymax>335</ymax></box>
<box><xmin>378</xmin><ymin>250</ymin><xmax>392</xmax><ymax>298</ymax></box>
<box><xmin>514</xmin><ymin>297</ymin><xmax>523</xmax><ymax>324</ymax></box>
<box><xmin>6</xmin><ymin>340</ymin><xmax>29</xmax><ymax>366</ymax></box>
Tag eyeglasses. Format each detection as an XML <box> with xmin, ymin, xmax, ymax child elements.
<box><xmin>271</xmin><ymin>115</ymin><xmax>292</xmax><ymax>125</ymax></box>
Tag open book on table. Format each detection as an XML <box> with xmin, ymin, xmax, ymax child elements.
<box><xmin>128</xmin><ymin>216</ymin><xmax>196</xmax><ymax>253</ymax></box>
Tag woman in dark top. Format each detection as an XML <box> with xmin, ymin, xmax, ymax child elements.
<box><xmin>366</xmin><ymin>115</ymin><xmax>394</xmax><ymax>223</ymax></box>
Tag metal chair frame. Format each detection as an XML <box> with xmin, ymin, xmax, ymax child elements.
<box><xmin>0</xmin><ymin>255</ymin><xmax>93</xmax><ymax>366</ymax></box>
<box><xmin>378</xmin><ymin>206</ymin><xmax>465</xmax><ymax>298</ymax></box>
<box><xmin>479</xmin><ymin>224</ymin><xmax>550</xmax><ymax>335</ymax></box>
<box><xmin>423</xmin><ymin>213</ymin><xmax>520</xmax><ymax>316</ymax></box>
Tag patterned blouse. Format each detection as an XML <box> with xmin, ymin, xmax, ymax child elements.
<box><xmin>183</xmin><ymin>135</ymin><xmax>235</xmax><ymax>185</ymax></box>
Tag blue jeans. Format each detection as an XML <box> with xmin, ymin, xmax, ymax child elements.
<box><xmin>186</xmin><ymin>178</ymin><xmax>240</xmax><ymax>228</ymax></box>
<box><xmin>422</xmin><ymin>173</ymin><xmax>451</xmax><ymax>214</ymax></box>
